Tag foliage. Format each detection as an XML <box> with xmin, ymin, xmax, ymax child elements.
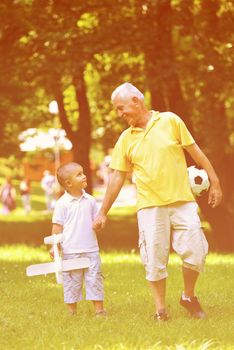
<box><xmin>0</xmin><ymin>0</ymin><xmax>233</xmax><ymax>248</ymax></box>
<box><xmin>0</xmin><ymin>157</ymin><xmax>24</xmax><ymax>180</ymax></box>
<box><xmin>0</xmin><ymin>248</ymin><xmax>234</xmax><ymax>349</ymax></box>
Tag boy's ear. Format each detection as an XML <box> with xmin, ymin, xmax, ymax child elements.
<box><xmin>64</xmin><ymin>179</ymin><xmax>72</xmax><ymax>187</ymax></box>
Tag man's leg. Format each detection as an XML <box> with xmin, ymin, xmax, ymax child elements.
<box><xmin>171</xmin><ymin>202</ymin><xmax>208</xmax><ymax>318</ymax></box>
<box><xmin>149</xmin><ymin>278</ymin><xmax>169</xmax><ymax>321</ymax></box>
<box><xmin>182</xmin><ymin>266</ymin><xmax>199</xmax><ymax>297</ymax></box>
<box><xmin>180</xmin><ymin>266</ymin><xmax>206</xmax><ymax>318</ymax></box>
<box><xmin>137</xmin><ymin>207</ymin><xmax>170</xmax><ymax>321</ymax></box>
<box><xmin>149</xmin><ymin>278</ymin><xmax>166</xmax><ymax>312</ymax></box>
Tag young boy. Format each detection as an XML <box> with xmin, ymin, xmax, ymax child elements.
<box><xmin>51</xmin><ymin>162</ymin><xmax>105</xmax><ymax>316</ymax></box>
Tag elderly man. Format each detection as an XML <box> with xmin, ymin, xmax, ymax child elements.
<box><xmin>93</xmin><ymin>83</ymin><xmax>222</xmax><ymax>321</ymax></box>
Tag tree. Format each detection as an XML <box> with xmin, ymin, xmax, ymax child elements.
<box><xmin>183</xmin><ymin>0</ymin><xmax>234</xmax><ymax>250</ymax></box>
<box><xmin>0</xmin><ymin>0</ymin><xmax>233</xmax><ymax>250</ymax></box>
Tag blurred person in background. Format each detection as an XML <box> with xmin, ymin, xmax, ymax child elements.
<box><xmin>98</xmin><ymin>149</ymin><xmax>113</xmax><ymax>186</ymax></box>
<box><xmin>40</xmin><ymin>170</ymin><xmax>56</xmax><ymax>211</ymax></box>
<box><xmin>19</xmin><ymin>178</ymin><xmax>31</xmax><ymax>214</ymax></box>
<box><xmin>0</xmin><ymin>176</ymin><xmax>16</xmax><ymax>215</ymax></box>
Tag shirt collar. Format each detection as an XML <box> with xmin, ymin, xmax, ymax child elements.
<box><xmin>64</xmin><ymin>190</ymin><xmax>88</xmax><ymax>202</ymax></box>
<box><xmin>130</xmin><ymin>110</ymin><xmax>160</xmax><ymax>133</ymax></box>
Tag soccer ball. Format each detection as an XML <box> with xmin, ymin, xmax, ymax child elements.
<box><xmin>187</xmin><ymin>165</ymin><xmax>210</xmax><ymax>196</ymax></box>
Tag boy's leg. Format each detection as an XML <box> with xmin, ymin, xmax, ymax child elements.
<box><xmin>67</xmin><ymin>303</ymin><xmax>77</xmax><ymax>315</ymax></box>
<box><xmin>85</xmin><ymin>252</ymin><xmax>105</xmax><ymax>315</ymax></box>
<box><xmin>92</xmin><ymin>300</ymin><xmax>106</xmax><ymax>315</ymax></box>
<box><xmin>63</xmin><ymin>254</ymin><xmax>83</xmax><ymax>315</ymax></box>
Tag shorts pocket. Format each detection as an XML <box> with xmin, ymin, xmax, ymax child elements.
<box><xmin>138</xmin><ymin>230</ymin><xmax>148</xmax><ymax>266</ymax></box>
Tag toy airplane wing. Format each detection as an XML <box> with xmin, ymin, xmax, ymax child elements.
<box><xmin>26</xmin><ymin>262</ymin><xmax>57</xmax><ymax>276</ymax></box>
<box><xmin>26</xmin><ymin>257</ymin><xmax>90</xmax><ymax>277</ymax></box>
<box><xmin>62</xmin><ymin>257</ymin><xmax>90</xmax><ymax>272</ymax></box>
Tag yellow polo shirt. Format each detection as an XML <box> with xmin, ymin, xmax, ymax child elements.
<box><xmin>110</xmin><ymin>111</ymin><xmax>195</xmax><ymax>210</ymax></box>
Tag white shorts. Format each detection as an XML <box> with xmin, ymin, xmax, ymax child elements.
<box><xmin>137</xmin><ymin>202</ymin><xmax>208</xmax><ymax>281</ymax></box>
<box><xmin>62</xmin><ymin>251</ymin><xmax>104</xmax><ymax>303</ymax></box>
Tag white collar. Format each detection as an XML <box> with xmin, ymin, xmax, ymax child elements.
<box><xmin>64</xmin><ymin>190</ymin><xmax>88</xmax><ymax>202</ymax></box>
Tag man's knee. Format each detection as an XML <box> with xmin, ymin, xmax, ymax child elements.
<box><xmin>182</xmin><ymin>244</ymin><xmax>208</xmax><ymax>273</ymax></box>
<box><xmin>145</xmin><ymin>266</ymin><xmax>168</xmax><ymax>281</ymax></box>
<box><xmin>174</xmin><ymin>227</ymin><xmax>209</xmax><ymax>272</ymax></box>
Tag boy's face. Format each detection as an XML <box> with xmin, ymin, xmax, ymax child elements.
<box><xmin>65</xmin><ymin>164</ymin><xmax>87</xmax><ymax>191</ymax></box>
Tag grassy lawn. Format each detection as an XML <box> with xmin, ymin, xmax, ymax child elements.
<box><xmin>0</xmin><ymin>247</ymin><xmax>234</xmax><ymax>350</ymax></box>
<box><xmin>1</xmin><ymin>181</ymin><xmax>233</xmax><ymax>348</ymax></box>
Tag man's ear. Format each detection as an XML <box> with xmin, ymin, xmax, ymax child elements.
<box><xmin>132</xmin><ymin>96</ymin><xmax>138</xmax><ymax>103</ymax></box>
<box><xmin>132</xmin><ymin>96</ymin><xmax>140</xmax><ymax>108</ymax></box>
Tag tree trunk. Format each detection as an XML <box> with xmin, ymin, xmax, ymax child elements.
<box><xmin>197</xmin><ymin>150</ymin><xmax>234</xmax><ymax>252</ymax></box>
<box><xmin>55</xmin><ymin>72</ymin><xmax>92</xmax><ymax>194</ymax></box>
<box><xmin>156</xmin><ymin>0</ymin><xmax>193</xmax><ymax>133</ymax></box>
<box><xmin>56</xmin><ymin>89</ymin><xmax>74</xmax><ymax>141</ymax></box>
<box><xmin>144</xmin><ymin>58</ymin><xmax>167</xmax><ymax>112</ymax></box>
<box><xmin>72</xmin><ymin>69</ymin><xmax>92</xmax><ymax>194</ymax></box>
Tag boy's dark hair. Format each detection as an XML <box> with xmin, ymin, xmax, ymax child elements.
<box><xmin>56</xmin><ymin>162</ymin><xmax>81</xmax><ymax>187</ymax></box>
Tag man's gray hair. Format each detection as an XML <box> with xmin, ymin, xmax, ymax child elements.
<box><xmin>111</xmin><ymin>83</ymin><xmax>144</xmax><ymax>102</ymax></box>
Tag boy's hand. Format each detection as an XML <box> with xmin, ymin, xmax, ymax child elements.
<box><xmin>93</xmin><ymin>214</ymin><xmax>107</xmax><ymax>232</ymax></box>
<box><xmin>49</xmin><ymin>247</ymin><xmax>55</xmax><ymax>260</ymax></box>
<box><xmin>49</xmin><ymin>244</ymin><xmax>61</xmax><ymax>260</ymax></box>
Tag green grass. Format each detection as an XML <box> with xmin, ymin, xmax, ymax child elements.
<box><xmin>0</xmin><ymin>247</ymin><xmax>234</xmax><ymax>350</ymax></box>
<box><xmin>1</xmin><ymin>181</ymin><xmax>233</xmax><ymax>348</ymax></box>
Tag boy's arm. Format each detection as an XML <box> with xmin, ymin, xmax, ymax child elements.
<box><xmin>49</xmin><ymin>223</ymin><xmax>63</xmax><ymax>258</ymax></box>
<box><xmin>52</xmin><ymin>223</ymin><xmax>63</xmax><ymax>234</ymax></box>
<box><xmin>184</xmin><ymin>143</ymin><xmax>222</xmax><ymax>208</ymax></box>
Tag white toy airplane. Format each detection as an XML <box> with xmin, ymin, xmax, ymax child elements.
<box><xmin>26</xmin><ymin>233</ymin><xmax>90</xmax><ymax>284</ymax></box>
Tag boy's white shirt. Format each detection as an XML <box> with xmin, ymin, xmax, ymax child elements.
<box><xmin>52</xmin><ymin>190</ymin><xmax>99</xmax><ymax>254</ymax></box>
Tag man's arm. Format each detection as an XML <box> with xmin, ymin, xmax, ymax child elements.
<box><xmin>93</xmin><ymin>169</ymin><xmax>127</xmax><ymax>231</ymax></box>
<box><xmin>184</xmin><ymin>143</ymin><xmax>222</xmax><ymax>208</ymax></box>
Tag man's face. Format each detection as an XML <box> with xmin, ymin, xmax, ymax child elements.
<box><xmin>66</xmin><ymin>165</ymin><xmax>87</xmax><ymax>191</ymax></box>
<box><xmin>113</xmin><ymin>95</ymin><xmax>139</xmax><ymax>127</ymax></box>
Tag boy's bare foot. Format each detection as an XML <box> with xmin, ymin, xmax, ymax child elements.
<box><xmin>69</xmin><ymin>310</ymin><xmax>77</xmax><ymax>316</ymax></box>
<box><xmin>95</xmin><ymin>310</ymin><xmax>107</xmax><ymax>317</ymax></box>
<box><xmin>67</xmin><ymin>303</ymin><xmax>77</xmax><ymax>315</ymax></box>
